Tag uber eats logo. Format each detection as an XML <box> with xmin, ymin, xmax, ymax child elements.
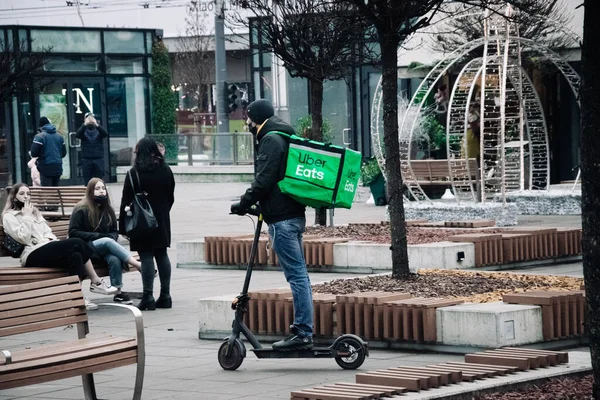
<box><xmin>344</xmin><ymin>170</ymin><xmax>358</xmax><ymax>192</ymax></box>
<box><xmin>295</xmin><ymin>153</ymin><xmax>326</xmax><ymax>180</ymax></box>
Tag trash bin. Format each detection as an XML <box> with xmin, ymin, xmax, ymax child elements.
<box><xmin>369</xmin><ymin>173</ymin><xmax>387</xmax><ymax>206</ymax></box>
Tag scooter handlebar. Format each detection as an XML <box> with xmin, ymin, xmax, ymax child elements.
<box><xmin>229</xmin><ymin>205</ymin><xmax>261</xmax><ymax>217</ymax></box>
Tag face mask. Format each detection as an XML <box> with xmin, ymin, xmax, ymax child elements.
<box><xmin>249</xmin><ymin>124</ymin><xmax>258</xmax><ymax>135</ymax></box>
<box><xmin>94</xmin><ymin>195</ymin><xmax>108</xmax><ymax>203</ymax></box>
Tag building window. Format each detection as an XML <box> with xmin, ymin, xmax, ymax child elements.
<box><xmin>104</xmin><ymin>31</ymin><xmax>145</xmax><ymax>54</ymax></box>
<box><xmin>105</xmin><ymin>56</ymin><xmax>145</xmax><ymax>74</ymax></box>
<box><xmin>30</xmin><ymin>29</ymin><xmax>101</xmax><ymax>53</ymax></box>
<box><xmin>106</xmin><ymin>77</ymin><xmax>147</xmax><ymax>172</ymax></box>
<box><xmin>43</xmin><ymin>56</ymin><xmax>101</xmax><ymax>73</ymax></box>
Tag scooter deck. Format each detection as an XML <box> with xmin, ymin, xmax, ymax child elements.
<box><xmin>251</xmin><ymin>346</ymin><xmax>339</xmax><ymax>359</ymax></box>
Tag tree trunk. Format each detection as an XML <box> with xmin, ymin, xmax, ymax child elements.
<box><xmin>580</xmin><ymin>2</ymin><xmax>600</xmax><ymax>398</ymax></box>
<box><xmin>309</xmin><ymin>78</ymin><xmax>327</xmax><ymax>226</ymax></box>
<box><xmin>380</xmin><ymin>36</ymin><xmax>411</xmax><ymax>279</ymax></box>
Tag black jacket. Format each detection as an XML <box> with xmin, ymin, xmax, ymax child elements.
<box><xmin>239</xmin><ymin>116</ymin><xmax>305</xmax><ymax>224</ymax></box>
<box><xmin>119</xmin><ymin>164</ymin><xmax>175</xmax><ymax>251</ymax></box>
<box><xmin>69</xmin><ymin>206</ymin><xmax>119</xmax><ymax>242</ymax></box>
<box><xmin>76</xmin><ymin>123</ymin><xmax>108</xmax><ymax>159</ymax></box>
<box><xmin>31</xmin><ymin>124</ymin><xmax>67</xmax><ymax>177</ymax></box>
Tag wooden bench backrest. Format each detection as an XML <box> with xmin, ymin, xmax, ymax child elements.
<box><xmin>407</xmin><ymin>159</ymin><xmax>479</xmax><ymax>181</ymax></box>
<box><xmin>29</xmin><ymin>187</ymin><xmax>86</xmax><ymax>217</ymax></box>
<box><xmin>0</xmin><ymin>276</ymin><xmax>85</xmax><ymax>337</ymax></box>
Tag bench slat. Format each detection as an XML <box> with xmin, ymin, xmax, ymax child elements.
<box><xmin>0</xmin><ymin>282</ymin><xmax>81</xmax><ymax>303</ymax></box>
<box><xmin>0</xmin><ymin>350</ymin><xmax>137</xmax><ymax>385</ymax></box>
<box><xmin>4</xmin><ymin>336</ymin><xmax>136</xmax><ymax>365</ymax></box>
<box><xmin>0</xmin><ymin>275</ymin><xmax>78</xmax><ymax>294</ymax></box>
<box><xmin>0</xmin><ymin>314</ymin><xmax>89</xmax><ymax>338</ymax></box>
<box><xmin>0</xmin><ymin>291</ymin><xmax>82</xmax><ymax>313</ymax></box>
<box><xmin>0</xmin><ymin>299</ymin><xmax>86</xmax><ymax>324</ymax></box>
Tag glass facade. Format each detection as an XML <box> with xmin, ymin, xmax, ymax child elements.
<box><xmin>0</xmin><ymin>25</ymin><xmax>154</xmax><ymax>185</ymax></box>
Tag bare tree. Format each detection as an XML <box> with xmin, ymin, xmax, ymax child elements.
<box><xmin>0</xmin><ymin>39</ymin><xmax>52</xmax><ymax>105</ymax></box>
<box><xmin>229</xmin><ymin>0</ymin><xmax>375</xmax><ymax>225</ymax></box>
<box><xmin>431</xmin><ymin>0</ymin><xmax>577</xmax><ymax>54</ymax></box>
<box><xmin>175</xmin><ymin>2</ymin><xmax>214</xmax><ymax>114</ymax></box>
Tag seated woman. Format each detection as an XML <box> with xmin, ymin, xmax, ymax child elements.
<box><xmin>69</xmin><ymin>178</ymin><xmax>143</xmax><ymax>304</ymax></box>
<box><xmin>2</xmin><ymin>183</ymin><xmax>118</xmax><ymax>310</ymax></box>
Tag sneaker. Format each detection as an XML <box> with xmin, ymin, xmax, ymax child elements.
<box><xmin>272</xmin><ymin>333</ymin><xmax>313</xmax><ymax>351</ymax></box>
<box><xmin>89</xmin><ymin>279</ymin><xmax>119</xmax><ymax>295</ymax></box>
<box><xmin>84</xmin><ymin>297</ymin><xmax>98</xmax><ymax>311</ymax></box>
<box><xmin>113</xmin><ymin>292</ymin><xmax>133</xmax><ymax>304</ymax></box>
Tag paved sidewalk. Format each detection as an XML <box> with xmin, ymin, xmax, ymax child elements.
<box><xmin>0</xmin><ymin>182</ymin><xmax>588</xmax><ymax>399</ymax></box>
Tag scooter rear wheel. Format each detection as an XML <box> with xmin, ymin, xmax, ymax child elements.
<box><xmin>218</xmin><ymin>340</ymin><xmax>244</xmax><ymax>370</ymax></box>
<box><xmin>334</xmin><ymin>336</ymin><xmax>366</xmax><ymax>370</ymax></box>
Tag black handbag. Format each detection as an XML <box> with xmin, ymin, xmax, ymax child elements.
<box><xmin>3</xmin><ymin>234</ymin><xmax>24</xmax><ymax>258</ymax></box>
<box><xmin>124</xmin><ymin>168</ymin><xmax>158</xmax><ymax>239</ymax></box>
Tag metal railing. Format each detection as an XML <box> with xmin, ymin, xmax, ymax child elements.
<box><xmin>147</xmin><ymin>132</ymin><xmax>254</xmax><ymax>166</ymax></box>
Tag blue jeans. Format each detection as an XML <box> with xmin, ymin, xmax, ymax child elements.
<box><xmin>92</xmin><ymin>237</ymin><xmax>131</xmax><ymax>289</ymax></box>
<box><xmin>268</xmin><ymin>217</ymin><xmax>313</xmax><ymax>338</ymax></box>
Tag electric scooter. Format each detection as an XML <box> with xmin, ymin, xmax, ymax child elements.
<box><xmin>217</xmin><ymin>206</ymin><xmax>369</xmax><ymax>371</ymax></box>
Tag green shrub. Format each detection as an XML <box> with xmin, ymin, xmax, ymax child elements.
<box><xmin>294</xmin><ymin>115</ymin><xmax>332</xmax><ymax>143</ymax></box>
<box><xmin>151</xmin><ymin>40</ymin><xmax>176</xmax><ymax>135</ymax></box>
<box><xmin>360</xmin><ymin>157</ymin><xmax>382</xmax><ymax>186</ymax></box>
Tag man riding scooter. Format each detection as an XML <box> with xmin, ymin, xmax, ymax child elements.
<box><xmin>230</xmin><ymin>99</ymin><xmax>313</xmax><ymax>350</ymax></box>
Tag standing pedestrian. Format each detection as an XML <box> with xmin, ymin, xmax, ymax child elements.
<box><xmin>230</xmin><ymin>99</ymin><xmax>313</xmax><ymax>350</ymax></box>
<box><xmin>31</xmin><ymin>117</ymin><xmax>66</xmax><ymax>186</ymax></box>
<box><xmin>119</xmin><ymin>138</ymin><xmax>175</xmax><ymax>310</ymax></box>
<box><xmin>76</xmin><ymin>112</ymin><xmax>108</xmax><ymax>185</ymax></box>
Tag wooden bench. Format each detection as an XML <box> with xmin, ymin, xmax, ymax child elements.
<box><xmin>0</xmin><ymin>276</ymin><xmax>145</xmax><ymax>399</ymax></box>
<box><xmin>406</xmin><ymin>158</ymin><xmax>479</xmax><ymax>187</ymax></box>
<box><xmin>0</xmin><ymin>223</ymin><xmax>137</xmax><ymax>285</ymax></box>
<box><xmin>28</xmin><ymin>186</ymin><xmax>87</xmax><ymax>220</ymax></box>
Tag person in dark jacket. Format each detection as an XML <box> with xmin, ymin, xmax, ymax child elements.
<box><xmin>119</xmin><ymin>138</ymin><xmax>175</xmax><ymax>311</ymax></box>
<box><xmin>230</xmin><ymin>99</ymin><xmax>312</xmax><ymax>350</ymax></box>
<box><xmin>69</xmin><ymin>178</ymin><xmax>143</xmax><ymax>304</ymax></box>
<box><xmin>76</xmin><ymin>112</ymin><xmax>108</xmax><ymax>185</ymax></box>
<box><xmin>31</xmin><ymin>117</ymin><xmax>67</xmax><ymax>186</ymax></box>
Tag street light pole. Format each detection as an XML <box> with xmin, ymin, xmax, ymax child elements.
<box><xmin>215</xmin><ymin>0</ymin><xmax>229</xmax><ymax>134</ymax></box>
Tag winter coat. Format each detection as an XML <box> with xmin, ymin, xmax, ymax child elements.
<box><xmin>75</xmin><ymin>123</ymin><xmax>108</xmax><ymax>159</ymax></box>
<box><xmin>2</xmin><ymin>210</ymin><xmax>57</xmax><ymax>266</ymax></box>
<box><xmin>239</xmin><ymin>116</ymin><xmax>306</xmax><ymax>224</ymax></box>
<box><xmin>30</xmin><ymin>124</ymin><xmax>67</xmax><ymax>177</ymax></box>
<box><xmin>118</xmin><ymin>164</ymin><xmax>175</xmax><ymax>251</ymax></box>
<box><xmin>68</xmin><ymin>205</ymin><xmax>119</xmax><ymax>243</ymax></box>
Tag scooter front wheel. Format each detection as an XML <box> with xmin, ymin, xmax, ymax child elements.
<box><xmin>334</xmin><ymin>336</ymin><xmax>366</xmax><ymax>370</ymax></box>
<box><xmin>218</xmin><ymin>340</ymin><xmax>245</xmax><ymax>370</ymax></box>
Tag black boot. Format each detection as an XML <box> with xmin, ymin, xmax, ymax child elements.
<box><xmin>156</xmin><ymin>294</ymin><xmax>172</xmax><ymax>309</ymax></box>
<box><xmin>137</xmin><ymin>295</ymin><xmax>156</xmax><ymax>311</ymax></box>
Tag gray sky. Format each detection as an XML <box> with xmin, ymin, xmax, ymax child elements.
<box><xmin>0</xmin><ymin>0</ymin><xmax>251</xmax><ymax>36</ymax></box>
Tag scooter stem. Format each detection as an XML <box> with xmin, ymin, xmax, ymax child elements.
<box><xmin>241</xmin><ymin>213</ymin><xmax>263</xmax><ymax>295</ymax></box>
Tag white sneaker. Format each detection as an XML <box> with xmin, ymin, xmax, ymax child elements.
<box><xmin>89</xmin><ymin>279</ymin><xmax>119</xmax><ymax>295</ymax></box>
<box><xmin>85</xmin><ymin>297</ymin><xmax>98</xmax><ymax>311</ymax></box>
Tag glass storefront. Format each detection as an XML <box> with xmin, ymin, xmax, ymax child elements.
<box><xmin>0</xmin><ymin>25</ymin><xmax>154</xmax><ymax>185</ymax></box>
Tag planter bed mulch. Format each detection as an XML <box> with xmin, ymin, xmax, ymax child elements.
<box><xmin>312</xmin><ymin>269</ymin><xmax>583</xmax><ymax>303</ymax></box>
<box><xmin>475</xmin><ymin>372</ymin><xmax>592</xmax><ymax>399</ymax></box>
<box><xmin>305</xmin><ymin>224</ymin><xmax>507</xmax><ymax>244</ymax></box>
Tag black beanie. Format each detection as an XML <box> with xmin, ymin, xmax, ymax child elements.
<box><xmin>39</xmin><ymin>117</ymin><xmax>51</xmax><ymax>127</ymax></box>
<box><xmin>247</xmin><ymin>99</ymin><xmax>274</xmax><ymax>124</ymax></box>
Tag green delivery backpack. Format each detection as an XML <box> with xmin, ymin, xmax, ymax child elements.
<box><xmin>270</xmin><ymin>131</ymin><xmax>361</xmax><ymax>209</ymax></box>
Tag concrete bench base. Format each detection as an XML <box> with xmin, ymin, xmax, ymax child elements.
<box><xmin>198</xmin><ymin>296</ymin><xmax>565</xmax><ymax>350</ymax></box>
<box><xmin>179</xmin><ymin>239</ymin><xmax>475</xmax><ymax>273</ymax></box>
<box><xmin>436</xmin><ymin>302</ymin><xmax>544</xmax><ymax>348</ymax></box>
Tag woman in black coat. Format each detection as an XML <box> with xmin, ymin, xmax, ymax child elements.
<box><xmin>119</xmin><ymin>138</ymin><xmax>175</xmax><ymax>310</ymax></box>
